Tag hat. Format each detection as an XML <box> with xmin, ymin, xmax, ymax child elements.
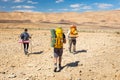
<box><xmin>70</xmin><ymin>25</ymin><xmax>76</xmax><ymax>28</ymax></box>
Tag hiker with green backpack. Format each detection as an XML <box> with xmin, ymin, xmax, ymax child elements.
<box><xmin>50</xmin><ymin>27</ymin><xmax>66</xmax><ymax>72</ymax></box>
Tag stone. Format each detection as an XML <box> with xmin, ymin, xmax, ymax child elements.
<box><xmin>8</xmin><ymin>73</ymin><xmax>17</xmax><ymax>78</ymax></box>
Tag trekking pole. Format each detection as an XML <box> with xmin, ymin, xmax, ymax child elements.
<box><xmin>18</xmin><ymin>36</ymin><xmax>22</xmax><ymax>51</ymax></box>
<box><xmin>21</xmin><ymin>42</ymin><xmax>22</xmax><ymax>50</ymax></box>
<box><xmin>30</xmin><ymin>34</ymin><xmax>33</xmax><ymax>53</ymax></box>
<box><xmin>30</xmin><ymin>39</ymin><xmax>32</xmax><ymax>53</ymax></box>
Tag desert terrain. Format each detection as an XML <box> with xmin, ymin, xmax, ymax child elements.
<box><xmin>0</xmin><ymin>10</ymin><xmax>120</xmax><ymax>80</ymax></box>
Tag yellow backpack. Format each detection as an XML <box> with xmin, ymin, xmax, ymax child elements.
<box><xmin>54</xmin><ymin>27</ymin><xmax>63</xmax><ymax>48</ymax></box>
<box><xmin>70</xmin><ymin>25</ymin><xmax>78</xmax><ymax>35</ymax></box>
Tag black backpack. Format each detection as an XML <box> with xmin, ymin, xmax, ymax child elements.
<box><xmin>20</xmin><ymin>32</ymin><xmax>29</xmax><ymax>40</ymax></box>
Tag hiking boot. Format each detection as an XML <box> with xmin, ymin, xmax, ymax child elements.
<box><xmin>56</xmin><ymin>64</ymin><xmax>62</xmax><ymax>72</ymax></box>
<box><xmin>24</xmin><ymin>50</ymin><xmax>27</xmax><ymax>55</ymax></box>
<box><xmin>54</xmin><ymin>67</ymin><xmax>57</xmax><ymax>72</ymax></box>
<box><xmin>25</xmin><ymin>49</ymin><xmax>28</xmax><ymax>53</ymax></box>
<box><xmin>73</xmin><ymin>51</ymin><xmax>76</xmax><ymax>54</ymax></box>
<box><xmin>56</xmin><ymin>67</ymin><xmax>60</xmax><ymax>72</ymax></box>
<box><xmin>24</xmin><ymin>51</ymin><xmax>27</xmax><ymax>55</ymax></box>
<box><xmin>54</xmin><ymin>63</ymin><xmax>57</xmax><ymax>72</ymax></box>
<box><xmin>24</xmin><ymin>48</ymin><xmax>28</xmax><ymax>55</ymax></box>
<box><xmin>25</xmin><ymin>52</ymin><xmax>27</xmax><ymax>55</ymax></box>
<box><xmin>59</xmin><ymin>64</ymin><xmax>62</xmax><ymax>69</ymax></box>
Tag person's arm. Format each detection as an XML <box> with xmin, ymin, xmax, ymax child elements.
<box><xmin>29</xmin><ymin>36</ymin><xmax>31</xmax><ymax>38</ymax></box>
<box><xmin>69</xmin><ymin>34</ymin><xmax>79</xmax><ymax>38</ymax></box>
<box><xmin>20</xmin><ymin>33</ymin><xmax>24</xmax><ymax>40</ymax></box>
<box><xmin>70</xmin><ymin>30</ymin><xmax>79</xmax><ymax>38</ymax></box>
<box><xmin>28</xmin><ymin>33</ymin><xmax>31</xmax><ymax>39</ymax></box>
<box><xmin>67</xmin><ymin>30</ymin><xmax>70</xmax><ymax>38</ymax></box>
<box><xmin>63</xmin><ymin>33</ymin><xmax>66</xmax><ymax>43</ymax></box>
<box><xmin>63</xmin><ymin>38</ymin><xmax>66</xmax><ymax>43</ymax></box>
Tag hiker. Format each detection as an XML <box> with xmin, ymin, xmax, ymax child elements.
<box><xmin>67</xmin><ymin>25</ymin><xmax>78</xmax><ymax>53</ymax></box>
<box><xmin>50</xmin><ymin>27</ymin><xmax>66</xmax><ymax>72</ymax></box>
<box><xmin>20</xmin><ymin>28</ymin><xmax>31</xmax><ymax>55</ymax></box>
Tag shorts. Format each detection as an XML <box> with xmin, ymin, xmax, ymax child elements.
<box><xmin>54</xmin><ymin>48</ymin><xmax>63</xmax><ymax>58</ymax></box>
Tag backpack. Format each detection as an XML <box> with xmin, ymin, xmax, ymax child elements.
<box><xmin>70</xmin><ymin>25</ymin><xmax>78</xmax><ymax>35</ymax></box>
<box><xmin>54</xmin><ymin>27</ymin><xmax>63</xmax><ymax>48</ymax></box>
<box><xmin>20</xmin><ymin>32</ymin><xmax>29</xmax><ymax>40</ymax></box>
<box><xmin>50</xmin><ymin>29</ymin><xmax>56</xmax><ymax>47</ymax></box>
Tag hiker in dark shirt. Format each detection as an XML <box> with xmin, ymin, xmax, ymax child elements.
<box><xmin>20</xmin><ymin>28</ymin><xmax>31</xmax><ymax>55</ymax></box>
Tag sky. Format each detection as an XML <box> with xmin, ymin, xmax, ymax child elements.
<box><xmin>0</xmin><ymin>0</ymin><xmax>120</xmax><ymax>12</ymax></box>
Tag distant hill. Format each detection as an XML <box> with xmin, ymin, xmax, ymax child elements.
<box><xmin>0</xmin><ymin>10</ymin><xmax>120</xmax><ymax>28</ymax></box>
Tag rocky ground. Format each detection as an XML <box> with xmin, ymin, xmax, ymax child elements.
<box><xmin>0</xmin><ymin>27</ymin><xmax>120</xmax><ymax>80</ymax></box>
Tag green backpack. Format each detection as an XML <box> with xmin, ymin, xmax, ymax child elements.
<box><xmin>50</xmin><ymin>29</ymin><xmax>56</xmax><ymax>47</ymax></box>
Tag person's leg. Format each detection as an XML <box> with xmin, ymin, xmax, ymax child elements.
<box><xmin>73</xmin><ymin>39</ymin><xmax>76</xmax><ymax>53</ymax></box>
<box><xmin>27</xmin><ymin>43</ymin><xmax>29</xmax><ymax>50</ymax></box>
<box><xmin>23</xmin><ymin>43</ymin><xmax>27</xmax><ymax>55</ymax></box>
<box><xmin>26</xmin><ymin>43</ymin><xmax>29</xmax><ymax>53</ymax></box>
<box><xmin>54</xmin><ymin>56</ymin><xmax>57</xmax><ymax>69</ymax></box>
<box><xmin>54</xmin><ymin>57</ymin><xmax>57</xmax><ymax>65</ymax></box>
<box><xmin>69</xmin><ymin>38</ymin><xmax>72</xmax><ymax>53</ymax></box>
<box><xmin>54</xmin><ymin>57</ymin><xmax>57</xmax><ymax>72</ymax></box>
<box><xmin>54</xmin><ymin>48</ymin><xmax>58</xmax><ymax>72</ymax></box>
<box><xmin>58</xmin><ymin>56</ymin><xmax>62</xmax><ymax>68</ymax></box>
<box><xmin>23</xmin><ymin>43</ymin><xmax>26</xmax><ymax>49</ymax></box>
<box><xmin>57</xmin><ymin>48</ymin><xmax>63</xmax><ymax>71</ymax></box>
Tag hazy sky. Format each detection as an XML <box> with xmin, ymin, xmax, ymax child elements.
<box><xmin>0</xmin><ymin>0</ymin><xmax>120</xmax><ymax>12</ymax></box>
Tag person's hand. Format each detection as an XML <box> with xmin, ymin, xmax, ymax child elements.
<box><xmin>63</xmin><ymin>39</ymin><xmax>66</xmax><ymax>43</ymax></box>
<box><xmin>70</xmin><ymin>35</ymin><xmax>78</xmax><ymax>38</ymax></box>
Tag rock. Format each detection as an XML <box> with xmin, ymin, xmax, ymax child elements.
<box><xmin>53</xmin><ymin>74</ymin><xmax>55</xmax><ymax>77</ymax></box>
<box><xmin>37</xmin><ymin>68</ymin><xmax>41</xmax><ymax>71</ymax></box>
<box><xmin>77</xmin><ymin>78</ymin><xmax>81</xmax><ymax>80</ymax></box>
<box><xmin>27</xmin><ymin>63</ymin><xmax>34</xmax><ymax>67</ymax></box>
<box><xmin>0</xmin><ymin>72</ymin><xmax>6</xmax><ymax>74</ymax></box>
<box><xmin>102</xmin><ymin>51</ymin><xmax>105</xmax><ymax>53</ymax></box>
<box><xmin>20</xmin><ymin>72</ymin><xmax>26</xmax><ymax>75</ymax></box>
<box><xmin>70</xmin><ymin>76</ymin><xmax>72</xmax><ymax>80</ymax></box>
<box><xmin>89</xmin><ymin>69</ymin><xmax>92</xmax><ymax>72</ymax></box>
<box><xmin>79</xmin><ymin>74</ymin><xmax>82</xmax><ymax>76</ymax></box>
<box><xmin>25</xmin><ymin>77</ymin><xmax>29</xmax><ymax>80</ymax></box>
<box><xmin>116</xmin><ymin>69</ymin><xmax>119</xmax><ymax>72</ymax></box>
<box><xmin>103</xmin><ymin>75</ymin><xmax>107</xmax><ymax>78</ymax></box>
<box><xmin>8</xmin><ymin>73</ymin><xmax>17</xmax><ymax>78</ymax></box>
<box><xmin>80</xmin><ymin>64</ymin><xmax>83</xmax><ymax>66</ymax></box>
<box><xmin>79</xmin><ymin>70</ymin><xmax>82</xmax><ymax>73</ymax></box>
<box><xmin>11</xmin><ymin>65</ymin><xmax>16</xmax><ymax>68</ymax></box>
<box><xmin>50</xmin><ymin>56</ymin><xmax>53</xmax><ymax>58</ymax></box>
<box><xmin>115</xmin><ymin>75</ymin><xmax>117</xmax><ymax>77</ymax></box>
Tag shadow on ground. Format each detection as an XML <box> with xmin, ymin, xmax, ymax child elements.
<box><xmin>66</xmin><ymin>61</ymin><xmax>80</xmax><ymax>67</ymax></box>
<box><xmin>75</xmin><ymin>50</ymin><xmax>87</xmax><ymax>54</ymax></box>
<box><xmin>28</xmin><ymin>51</ymin><xmax>43</xmax><ymax>56</ymax></box>
<box><xmin>59</xmin><ymin>61</ymin><xmax>80</xmax><ymax>72</ymax></box>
